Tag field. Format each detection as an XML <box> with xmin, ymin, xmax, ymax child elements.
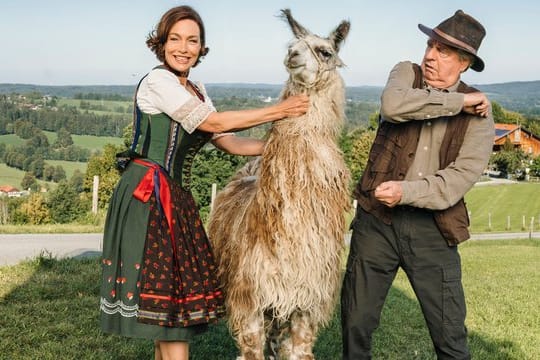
<box><xmin>0</xmin><ymin>163</ymin><xmax>51</xmax><ymax>189</ymax></box>
<box><xmin>465</xmin><ymin>182</ymin><xmax>540</xmax><ymax>232</ymax></box>
<box><xmin>0</xmin><ymin>239</ymin><xmax>538</xmax><ymax>359</ymax></box>
<box><xmin>56</xmin><ymin>98</ymin><xmax>132</xmax><ymax>116</ymax></box>
<box><xmin>0</xmin><ymin>133</ymin><xmax>122</xmax><ymax>188</ymax></box>
<box><xmin>0</xmin><ymin>161</ymin><xmax>86</xmax><ymax>190</ymax></box>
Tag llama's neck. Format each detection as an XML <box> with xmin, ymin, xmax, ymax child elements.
<box><xmin>257</xmin><ymin>73</ymin><xmax>347</xmax><ymax>194</ymax></box>
<box><xmin>271</xmin><ymin>73</ymin><xmax>345</xmax><ymax>140</ymax></box>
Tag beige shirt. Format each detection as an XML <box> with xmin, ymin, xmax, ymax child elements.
<box><xmin>380</xmin><ymin>61</ymin><xmax>495</xmax><ymax>210</ymax></box>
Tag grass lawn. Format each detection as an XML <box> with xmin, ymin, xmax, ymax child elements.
<box><xmin>45</xmin><ymin>160</ymin><xmax>87</xmax><ymax>179</ymax></box>
<box><xmin>56</xmin><ymin>98</ymin><xmax>132</xmax><ymax>116</ymax></box>
<box><xmin>42</xmin><ymin>131</ymin><xmax>123</xmax><ymax>151</ymax></box>
<box><xmin>0</xmin><ymin>161</ymin><xmax>85</xmax><ymax>190</ymax></box>
<box><xmin>0</xmin><ymin>239</ymin><xmax>538</xmax><ymax>359</ymax></box>
<box><xmin>466</xmin><ymin>182</ymin><xmax>540</xmax><ymax>233</ymax></box>
<box><xmin>0</xmin><ymin>163</ymin><xmax>51</xmax><ymax>189</ymax></box>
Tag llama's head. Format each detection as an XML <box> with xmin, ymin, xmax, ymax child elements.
<box><xmin>280</xmin><ymin>9</ymin><xmax>350</xmax><ymax>89</ymax></box>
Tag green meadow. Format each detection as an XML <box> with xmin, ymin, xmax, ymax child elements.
<box><xmin>465</xmin><ymin>182</ymin><xmax>540</xmax><ymax>233</ymax></box>
<box><xmin>0</xmin><ymin>239</ymin><xmax>538</xmax><ymax>359</ymax></box>
<box><xmin>0</xmin><ymin>133</ymin><xmax>122</xmax><ymax>188</ymax></box>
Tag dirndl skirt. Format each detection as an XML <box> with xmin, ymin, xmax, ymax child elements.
<box><xmin>99</xmin><ymin>160</ymin><xmax>225</xmax><ymax>340</ymax></box>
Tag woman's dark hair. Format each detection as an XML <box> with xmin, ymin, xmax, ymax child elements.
<box><xmin>146</xmin><ymin>5</ymin><xmax>209</xmax><ymax>67</ymax></box>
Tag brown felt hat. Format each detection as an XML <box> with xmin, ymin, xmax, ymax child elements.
<box><xmin>418</xmin><ymin>10</ymin><xmax>486</xmax><ymax>72</ymax></box>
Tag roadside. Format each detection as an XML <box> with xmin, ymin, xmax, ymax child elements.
<box><xmin>0</xmin><ymin>233</ymin><xmax>102</xmax><ymax>267</ymax></box>
<box><xmin>1</xmin><ymin>232</ymin><xmax>538</xmax><ymax>267</ymax></box>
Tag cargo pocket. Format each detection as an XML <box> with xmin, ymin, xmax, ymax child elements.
<box><xmin>442</xmin><ymin>264</ymin><xmax>466</xmax><ymax>325</ymax></box>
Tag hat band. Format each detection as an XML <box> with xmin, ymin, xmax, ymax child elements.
<box><xmin>433</xmin><ymin>28</ymin><xmax>477</xmax><ymax>55</ymax></box>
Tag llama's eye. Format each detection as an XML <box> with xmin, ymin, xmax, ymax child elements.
<box><xmin>318</xmin><ymin>49</ymin><xmax>332</xmax><ymax>59</ymax></box>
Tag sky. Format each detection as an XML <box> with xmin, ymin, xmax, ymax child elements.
<box><xmin>1</xmin><ymin>0</ymin><xmax>539</xmax><ymax>87</ymax></box>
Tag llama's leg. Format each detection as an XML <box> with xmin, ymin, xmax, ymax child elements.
<box><xmin>235</xmin><ymin>312</ymin><xmax>266</xmax><ymax>360</ymax></box>
<box><xmin>285</xmin><ymin>311</ymin><xmax>317</xmax><ymax>360</ymax></box>
<box><xmin>264</xmin><ymin>313</ymin><xmax>291</xmax><ymax>360</ymax></box>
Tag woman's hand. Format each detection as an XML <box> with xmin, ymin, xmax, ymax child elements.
<box><xmin>276</xmin><ymin>94</ymin><xmax>310</xmax><ymax>118</ymax></box>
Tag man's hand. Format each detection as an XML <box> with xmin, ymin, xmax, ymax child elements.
<box><xmin>374</xmin><ymin>181</ymin><xmax>403</xmax><ymax>208</ymax></box>
<box><xmin>463</xmin><ymin>92</ymin><xmax>490</xmax><ymax>117</ymax></box>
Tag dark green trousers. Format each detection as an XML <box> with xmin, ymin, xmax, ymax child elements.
<box><xmin>341</xmin><ymin>206</ymin><xmax>470</xmax><ymax>360</ymax></box>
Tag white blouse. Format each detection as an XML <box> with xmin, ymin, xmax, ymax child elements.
<box><xmin>136</xmin><ymin>68</ymin><xmax>216</xmax><ymax>134</ymax></box>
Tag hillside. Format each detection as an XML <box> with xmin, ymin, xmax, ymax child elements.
<box><xmin>2</xmin><ymin>81</ymin><xmax>539</xmax><ymax>115</ymax></box>
<box><xmin>475</xmin><ymin>81</ymin><xmax>540</xmax><ymax>115</ymax></box>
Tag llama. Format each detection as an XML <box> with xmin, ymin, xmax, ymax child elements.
<box><xmin>207</xmin><ymin>9</ymin><xmax>351</xmax><ymax>359</ymax></box>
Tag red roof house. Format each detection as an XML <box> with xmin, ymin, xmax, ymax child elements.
<box><xmin>0</xmin><ymin>185</ymin><xmax>19</xmax><ymax>194</ymax></box>
<box><xmin>493</xmin><ymin>124</ymin><xmax>540</xmax><ymax>157</ymax></box>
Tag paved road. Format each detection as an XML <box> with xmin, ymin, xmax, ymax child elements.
<box><xmin>0</xmin><ymin>233</ymin><xmax>103</xmax><ymax>266</ymax></box>
<box><xmin>1</xmin><ymin>231</ymin><xmax>538</xmax><ymax>267</ymax></box>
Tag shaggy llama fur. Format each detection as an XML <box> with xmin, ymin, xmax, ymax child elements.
<box><xmin>207</xmin><ymin>9</ymin><xmax>351</xmax><ymax>360</ymax></box>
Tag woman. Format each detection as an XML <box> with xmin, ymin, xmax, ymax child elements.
<box><xmin>99</xmin><ymin>5</ymin><xmax>309</xmax><ymax>360</ymax></box>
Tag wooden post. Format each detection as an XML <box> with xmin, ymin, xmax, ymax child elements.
<box><xmin>488</xmin><ymin>212</ymin><xmax>492</xmax><ymax>231</ymax></box>
<box><xmin>506</xmin><ymin>215</ymin><xmax>511</xmax><ymax>231</ymax></box>
<box><xmin>522</xmin><ymin>215</ymin><xmax>526</xmax><ymax>230</ymax></box>
<box><xmin>530</xmin><ymin>217</ymin><xmax>535</xmax><ymax>240</ymax></box>
<box><xmin>210</xmin><ymin>183</ymin><xmax>217</xmax><ymax>211</ymax></box>
<box><xmin>92</xmin><ymin>175</ymin><xmax>99</xmax><ymax>214</ymax></box>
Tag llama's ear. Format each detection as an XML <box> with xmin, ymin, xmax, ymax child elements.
<box><xmin>330</xmin><ymin>20</ymin><xmax>350</xmax><ymax>52</ymax></box>
<box><xmin>280</xmin><ymin>8</ymin><xmax>309</xmax><ymax>38</ymax></box>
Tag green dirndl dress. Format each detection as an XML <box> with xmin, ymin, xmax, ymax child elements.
<box><xmin>99</xmin><ymin>108</ymin><xmax>225</xmax><ymax>340</ymax></box>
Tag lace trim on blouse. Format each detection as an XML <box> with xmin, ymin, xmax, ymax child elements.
<box><xmin>172</xmin><ymin>98</ymin><xmax>214</xmax><ymax>134</ymax></box>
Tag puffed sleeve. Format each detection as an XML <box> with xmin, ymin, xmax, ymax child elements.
<box><xmin>139</xmin><ymin>68</ymin><xmax>216</xmax><ymax>133</ymax></box>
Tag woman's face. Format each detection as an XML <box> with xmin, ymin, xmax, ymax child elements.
<box><xmin>164</xmin><ymin>19</ymin><xmax>202</xmax><ymax>74</ymax></box>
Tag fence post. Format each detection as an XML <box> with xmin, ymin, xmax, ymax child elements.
<box><xmin>488</xmin><ymin>212</ymin><xmax>492</xmax><ymax>231</ymax></box>
<box><xmin>506</xmin><ymin>215</ymin><xmax>511</xmax><ymax>231</ymax></box>
<box><xmin>530</xmin><ymin>217</ymin><xmax>535</xmax><ymax>240</ymax></box>
<box><xmin>92</xmin><ymin>175</ymin><xmax>99</xmax><ymax>214</ymax></box>
<box><xmin>522</xmin><ymin>215</ymin><xmax>526</xmax><ymax>231</ymax></box>
<box><xmin>210</xmin><ymin>183</ymin><xmax>217</xmax><ymax>211</ymax></box>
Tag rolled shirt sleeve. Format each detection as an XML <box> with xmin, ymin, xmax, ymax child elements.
<box><xmin>136</xmin><ymin>68</ymin><xmax>216</xmax><ymax>134</ymax></box>
<box><xmin>380</xmin><ymin>61</ymin><xmax>464</xmax><ymax>123</ymax></box>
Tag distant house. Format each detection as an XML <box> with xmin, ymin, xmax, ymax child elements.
<box><xmin>0</xmin><ymin>185</ymin><xmax>29</xmax><ymax>198</ymax></box>
<box><xmin>0</xmin><ymin>185</ymin><xmax>19</xmax><ymax>195</ymax></box>
<box><xmin>493</xmin><ymin>124</ymin><xmax>540</xmax><ymax>157</ymax></box>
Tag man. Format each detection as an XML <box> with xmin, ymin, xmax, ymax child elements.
<box><xmin>341</xmin><ymin>10</ymin><xmax>494</xmax><ymax>359</ymax></box>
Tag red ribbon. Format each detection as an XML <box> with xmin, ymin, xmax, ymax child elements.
<box><xmin>132</xmin><ymin>159</ymin><xmax>175</xmax><ymax>242</ymax></box>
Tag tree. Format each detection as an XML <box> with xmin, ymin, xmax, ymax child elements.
<box><xmin>19</xmin><ymin>193</ymin><xmax>51</xmax><ymax>225</ymax></box>
<box><xmin>69</xmin><ymin>169</ymin><xmax>85</xmax><ymax>193</ymax></box>
<box><xmin>53</xmin><ymin>127</ymin><xmax>74</xmax><ymax>148</ymax></box>
<box><xmin>530</xmin><ymin>155</ymin><xmax>540</xmax><ymax>177</ymax></box>
<box><xmin>21</xmin><ymin>172</ymin><xmax>39</xmax><ymax>192</ymax></box>
<box><xmin>52</xmin><ymin>165</ymin><xmax>66</xmax><ymax>183</ymax></box>
<box><xmin>340</xmin><ymin>127</ymin><xmax>376</xmax><ymax>184</ymax></box>
<box><xmin>490</xmin><ymin>140</ymin><xmax>528</xmax><ymax>178</ymax></box>
<box><xmin>48</xmin><ymin>181</ymin><xmax>87</xmax><ymax>223</ymax></box>
<box><xmin>43</xmin><ymin>165</ymin><xmax>55</xmax><ymax>181</ymax></box>
<box><xmin>84</xmin><ymin>143</ymin><xmax>124</xmax><ymax>208</ymax></box>
<box><xmin>190</xmin><ymin>146</ymin><xmax>248</xmax><ymax>220</ymax></box>
<box><xmin>14</xmin><ymin>120</ymin><xmax>35</xmax><ymax>139</ymax></box>
<box><xmin>29</xmin><ymin>157</ymin><xmax>45</xmax><ymax>179</ymax></box>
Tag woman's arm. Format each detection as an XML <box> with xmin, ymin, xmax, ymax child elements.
<box><xmin>197</xmin><ymin>95</ymin><xmax>309</xmax><ymax>133</ymax></box>
<box><xmin>211</xmin><ymin>134</ymin><xmax>265</xmax><ymax>156</ymax></box>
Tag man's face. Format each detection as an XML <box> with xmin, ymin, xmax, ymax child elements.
<box><xmin>421</xmin><ymin>39</ymin><xmax>470</xmax><ymax>89</ymax></box>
